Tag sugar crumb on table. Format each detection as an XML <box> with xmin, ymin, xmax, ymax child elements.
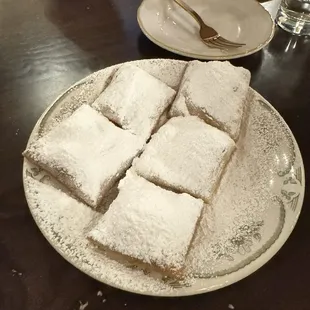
<box><xmin>11</xmin><ymin>269</ymin><xmax>22</xmax><ymax>276</ymax></box>
<box><xmin>78</xmin><ymin>301</ymin><xmax>88</xmax><ymax>310</ymax></box>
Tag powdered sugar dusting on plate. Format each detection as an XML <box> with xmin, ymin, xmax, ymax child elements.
<box><xmin>41</xmin><ymin>69</ymin><xmax>116</xmax><ymax>136</ymax></box>
<box><xmin>25</xmin><ymin>177</ymin><xmax>174</xmax><ymax>293</ymax></box>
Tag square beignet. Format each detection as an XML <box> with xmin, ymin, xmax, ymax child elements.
<box><xmin>93</xmin><ymin>64</ymin><xmax>176</xmax><ymax>139</ymax></box>
<box><xmin>133</xmin><ymin>116</ymin><xmax>235</xmax><ymax>202</ymax></box>
<box><xmin>23</xmin><ymin>105</ymin><xmax>144</xmax><ymax>208</ymax></box>
<box><xmin>170</xmin><ymin>61</ymin><xmax>250</xmax><ymax>141</ymax></box>
<box><xmin>88</xmin><ymin>171</ymin><xmax>204</xmax><ymax>276</ymax></box>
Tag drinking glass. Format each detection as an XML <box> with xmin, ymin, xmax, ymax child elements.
<box><xmin>276</xmin><ymin>0</ymin><xmax>310</xmax><ymax>35</ymax></box>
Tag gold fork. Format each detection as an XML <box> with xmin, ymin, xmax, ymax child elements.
<box><xmin>173</xmin><ymin>0</ymin><xmax>245</xmax><ymax>49</ymax></box>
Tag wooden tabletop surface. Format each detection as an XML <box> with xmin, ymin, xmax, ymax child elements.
<box><xmin>1</xmin><ymin>1</ymin><xmax>309</xmax><ymax>309</ymax></box>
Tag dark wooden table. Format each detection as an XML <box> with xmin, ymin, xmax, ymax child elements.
<box><xmin>1</xmin><ymin>1</ymin><xmax>309</xmax><ymax>309</ymax></box>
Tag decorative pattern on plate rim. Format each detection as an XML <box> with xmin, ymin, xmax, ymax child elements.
<box><xmin>196</xmin><ymin>196</ymin><xmax>286</xmax><ymax>279</ymax></box>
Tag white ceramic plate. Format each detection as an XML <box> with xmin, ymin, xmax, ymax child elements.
<box><xmin>137</xmin><ymin>0</ymin><xmax>275</xmax><ymax>60</ymax></box>
<box><xmin>23</xmin><ymin>59</ymin><xmax>304</xmax><ymax>297</ymax></box>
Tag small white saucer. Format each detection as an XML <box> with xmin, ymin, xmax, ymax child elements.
<box><xmin>137</xmin><ymin>0</ymin><xmax>275</xmax><ymax>60</ymax></box>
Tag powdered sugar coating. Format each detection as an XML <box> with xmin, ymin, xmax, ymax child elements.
<box><xmin>23</xmin><ymin>105</ymin><xmax>144</xmax><ymax>208</ymax></box>
<box><xmin>174</xmin><ymin>61</ymin><xmax>250</xmax><ymax>141</ymax></box>
<box><xmin>93</xmin><ymin>64</ymin><xmax>176</xmax><ymax>139</ymax></box>
<box><xmin>89</xmin><ymin>171</ymin><xmax>203</xmax><ymax>272</ymax></box>
<box><xmin>134</xmin><ymin>116</ymin><xmax>235</xmax><ymax>202</ymax></box>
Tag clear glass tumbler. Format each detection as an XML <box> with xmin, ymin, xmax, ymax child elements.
<box><xmin>276</xmin><ymin>0</ymin><xmax>310</xmax><ymax>35</ymax></box>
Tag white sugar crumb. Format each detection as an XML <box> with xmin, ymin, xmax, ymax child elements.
<box><xmin>11</xmin><ymin>269</ymin><xmax>22</xmax><ymax>276</ymax></box>
<box><xmin>177</xmin><ymin>60</ymin><xmax>250</xmax><ymax>140</ymax></box>
<box><xmin>23</xmin><ymin>105</ymin><xmax>144</xmax><ymax>208</ymax></box>
<box><xmin>88</xmin><ymin>171</ymin><xmax>203</xmax><ymax>272</ymax></box>
<box><xmin>97</xmin><ymin>290</ymin><xmax>103</xmax><ymax>296</ymax></box>
<box><xmin>102</xmin><ymin>299</ymin><xmax>107</xmax><ymax>303</ymax></box>
<box><xmin>93</xmin><ymin>64</ymin><xmax>176</xmax><ymax>139</ymax></box>
<box><xmin>79</xmin><ymin>301</ymin><xmax>88</xmax><ymax>310</ymax></box>
<box><xmin>25</xmin><ymin>176</ymin><xmax>174</xmax><ymax>294</ymax></box>
<box><xmin>228</xmin><ymin>304</ymin><xmax>235</xmax><ymax>309</ymax></box>
<box><xmin>134</xmin><ymin>116</ymin><xmax>235</xmax><ymax>202</ymax></box>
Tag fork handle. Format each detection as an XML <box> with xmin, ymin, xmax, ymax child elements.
<box><xmin>173</xmin><ymin>0</ymin><xmax>205</xmax><ymax>27</ymax></box>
